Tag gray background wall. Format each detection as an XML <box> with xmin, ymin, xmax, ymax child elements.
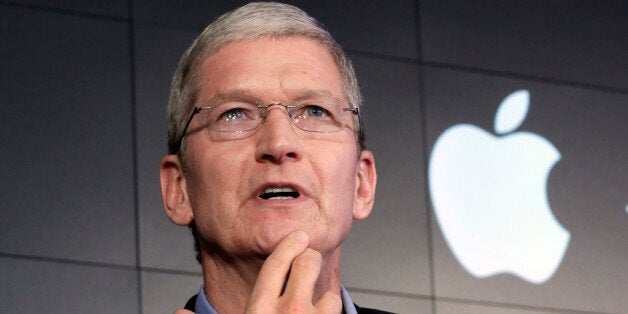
<box><xmin>1</xmin><ymin>1</ymin><xmax>626</xmax><ymax>313</ymax></box>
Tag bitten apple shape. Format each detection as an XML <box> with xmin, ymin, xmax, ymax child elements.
<box><xmin>428</xmin><ymin>90</ymin><xmax>570</xmax><ymax>284</ymax></box>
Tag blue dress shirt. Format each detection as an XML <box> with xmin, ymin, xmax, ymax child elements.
<box><xmin>193</xmin><ymin>284</ymin><xmax>358</xmax><ymax>314</ymax></box>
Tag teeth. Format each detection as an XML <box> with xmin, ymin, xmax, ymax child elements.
<box><xmin>263</xmin><ymin>186</ymin><xmax>296</xmax><ymax>194</ymax></box>
<box><xmin>260</xmin><ymin>186</ymin><xmax>300</xmax><ymax>200</ymax></box>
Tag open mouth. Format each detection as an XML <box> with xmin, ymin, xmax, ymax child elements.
<box><xmin>259</xmin><ymin>186</ymin><xmax>301</xmax><ymax>200</ymax></box>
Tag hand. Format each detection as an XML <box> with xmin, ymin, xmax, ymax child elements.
<box><xmin>245</xmin><ymin>230</ymin><xmax>342</xmax><ymax>313</ymax></box>
<box><xmin>172</xmin><ymin>231</ymin><xmax>341</xmax><ymax>313</ymax></box>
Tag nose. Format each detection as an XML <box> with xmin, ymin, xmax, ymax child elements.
<box><xmin>254</xmin><ymin>105</ymin><xmax>303</xmax><ymax>163</ymax></box>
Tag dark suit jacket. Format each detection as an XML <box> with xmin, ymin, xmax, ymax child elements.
<box><xmin>184</xmin><ymin>294</ymin><xmax>394</xmax><ymax>313</ymax></box>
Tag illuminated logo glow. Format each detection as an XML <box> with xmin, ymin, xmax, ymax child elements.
<box><xmin>428</xmin><ymin>90</ymin><xmax>570</xmax><ymax>284</ymax></box>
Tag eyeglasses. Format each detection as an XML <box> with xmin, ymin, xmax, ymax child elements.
<box><xmin>172</xmin><ymin>95</ymin><xmax>359</xmax><ymax>153</ymax></box>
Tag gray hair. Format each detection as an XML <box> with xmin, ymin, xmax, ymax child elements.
<box><xmin>166</xmin><ymin>2</ymin><xmax>365</xmax><ymax>156</ymax></box>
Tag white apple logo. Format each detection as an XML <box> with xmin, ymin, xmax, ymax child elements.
<box><xmin>428</xmin><ymin>90</ymin><xmax>570</xmax><ymax>284</ymax></box>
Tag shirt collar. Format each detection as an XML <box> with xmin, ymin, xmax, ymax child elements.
<box><xmin>340</xmin><ymin>285</ymin><xmax>358</xmax><ymax>314</ymax></box>
<box><xmin>194</xmin><ymin>284</ymin><xmax>357</xmax><ymax>314</ymax></box>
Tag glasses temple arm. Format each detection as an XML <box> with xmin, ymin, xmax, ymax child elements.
<box><xmin>172</xmin><ymin>107</ymin><xmax>201</xmax><ymax>154</ymax></box>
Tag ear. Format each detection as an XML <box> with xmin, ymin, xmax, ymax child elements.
<box><xmin>353</xmin><ymin>150</ymin><xmax>377</xmax><ymax>220</ymax></box>
<box><xmin>160</xmin><ymin>154</ymin><xmax>194</xmax><ymax>226</ymax></box>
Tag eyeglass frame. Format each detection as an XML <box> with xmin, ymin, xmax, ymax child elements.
<box><xmin>171</xmin><ymin>98</ymin><xmax>362</xmax><ymax>154</ymax></box>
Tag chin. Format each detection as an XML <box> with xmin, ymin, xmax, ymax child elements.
<box><xmin>253</xmin><ymin>223</ymin><xmax>301</xmax><ymax>253</ymax></box>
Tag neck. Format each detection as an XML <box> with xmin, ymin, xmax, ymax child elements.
<box><xmin>200</xmin><ymin>247</ymin><xmax>343</xmax><ymax>313</ymax></box>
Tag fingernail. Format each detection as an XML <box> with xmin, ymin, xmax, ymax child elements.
<box><xmin>293</xmin><ymin>230</ymin><xmax>309</xmax><ymax>243</ymax></box>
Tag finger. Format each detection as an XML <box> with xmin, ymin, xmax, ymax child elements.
<box><xmin>173</xmin><ymin>310</ymin><xmax>195</xmax><ymax>314</ymax></box>
<box><xmin>250</xmin><ymin>230</ymin><xmax>309</xmax><ymax>301</ymax></box>
<box><xmin>282</xmin><ymin>248</ymin><xmax>322</xmax><ymax>303</ymax></box>
<box><xmin>314</xmin><ymin>291</ymin><xmax>343</xmax><ymax>313</ymax></box>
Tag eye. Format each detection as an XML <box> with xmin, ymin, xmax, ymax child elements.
<box><xmin>220</xmin><ymin>108</ymin><xmax>245</xmax><ymax>122</ymax></box>
<box><xmin>302</xmin><ymin>105</ymin><xmax>330</xmax><ymax>118</ymax></box>
<box><xmin>202</xmin><ymin>99</ymin><xmax>262</xmax><ymax>133</ymax></box>
<box><xmin>212</xmin><ymin>101</ymin><xmax>257</xmax><ymax>123</ymax></box>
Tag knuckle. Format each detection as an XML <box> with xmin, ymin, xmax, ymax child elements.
<box><xmin>281</xmin><ymin>300</ymin><xmax>309</xmax><ymax>313</ymax></box>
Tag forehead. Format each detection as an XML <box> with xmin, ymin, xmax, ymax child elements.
<box><xmin>197</xmin><ymin>36</ymin><xmax>344</xmax><ymax>101</ymax></box>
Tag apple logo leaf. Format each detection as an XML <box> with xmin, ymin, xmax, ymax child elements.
<box><xmin>494</xmin><ymin>90</ymin><xmax>530</xmax><ymax>135</ymax></box>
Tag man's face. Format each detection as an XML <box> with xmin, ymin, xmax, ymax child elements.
<box><xmin>168</xmin><ymin>36</ymin><xmax>375</xmax><ymax>259</ymax></box>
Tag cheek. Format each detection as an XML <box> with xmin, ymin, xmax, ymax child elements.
<box><xmin>188</xmin><ymin>141</ymin><xmax>249</xmax><ymax>184</ymax></box>
<box><xmin>185</xmin><ymin>143</ymin><xmax>251</xmax><ymax>215</ymax></box>
<box><xmin>185</xmin><ymin>146</ymin><xmax>253</xmax><ymax>247</ymax></box>
<box><xmin>312</xmin><ymin>145</ymin><xmax>358</xmax><ymax>210</ymax></box>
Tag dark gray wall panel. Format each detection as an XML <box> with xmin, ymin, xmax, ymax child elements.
<box><xmin>0</xmin><ymin>7</ymin><xmax>135</xmax><ymax>265</ymax></box>
<box><xmin>134</xmin><ymin>0</ymin><xmax>418</xmax><ymax>59</ymax></box>
<box><xmin>134</xmin><ymin>24</ymin><xmax>202</xmax><ymax>272</ymax></box>
<box><xmin>1</xmin><ymin>257</ymin><xmax>137</xmax><ymax>313</ymax></box>
<box><xmin>7</xmin><ymin>0</ymin><xmax>128</xmax><ymax>18</ymax></box>
<box><xmin>421</xmin><ymin>0</ymin><xmax>628</xmax><ymax>90</ymax></box>
<box><xmin>142</xmin><ymin>271</ymin><xmax>201</xmax><ymax>313</ymax></box>
<box><xmin>132</xmin><ymin>0</ymin><xmax>246</xmax><ymax>29</ymax></box>
<box><xmin>436</xmin><ymin>301</ymin><xmax>559</xmax><ymax>314</ymax></box>
<box><xmin>423</xmin><ymin>67</ymin><xmax>627</xmax><ymax>313</ymax></box>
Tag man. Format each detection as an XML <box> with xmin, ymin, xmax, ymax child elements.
<box><xmin>160</xmin><ymin>3</ymin><xmax>385</xmax><ymax>313</ymax></box>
